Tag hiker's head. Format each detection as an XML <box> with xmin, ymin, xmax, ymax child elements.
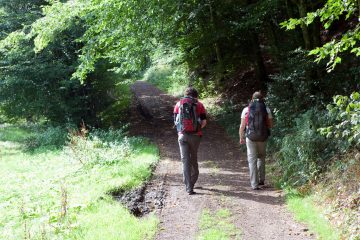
<box><xmin>252</xmin><ymin>91</ymin><xmax>263</xmax><ymax>101</ymax></box>
<box><xmin>185</xmin><ymin>87</ymin><xmax>199</xmax><ymax>98</ymax></box>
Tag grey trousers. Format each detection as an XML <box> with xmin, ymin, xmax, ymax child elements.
<box><xmin>178</xmin><ymin>133</ymin><xmax>201</xmax><ymax>192</ymax></box>
<box><xmin>246</xmin><ymin>138</ymin><xmax>266</xmax><ymax>189</ymax></box>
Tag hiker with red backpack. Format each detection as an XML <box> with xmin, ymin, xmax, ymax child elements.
<box><xmin>239</xmin><ymin>91</ymin><xmax>273</xmax><ymax>190</ymax></box>
<box><xmin>174</xmin><ymin>87</ymin><xmax>207</xmax><ymax>195</ymax></box>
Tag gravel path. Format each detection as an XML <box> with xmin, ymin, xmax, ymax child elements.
<box><xmin>130</xmin><ymin>81</ymin><xmax>315</xmax><ymax>240</ymax></box>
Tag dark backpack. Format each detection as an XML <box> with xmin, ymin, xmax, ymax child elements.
<box><xmin>245</xmin><ymin>100</ymin><xmax>269</xmax><ymax>142</ymax></box>
<box><xmin>176</xmin><ymin>97</ymin><xmax>199</xmax><ymax>133</ymax></box>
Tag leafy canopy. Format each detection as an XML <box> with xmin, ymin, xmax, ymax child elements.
<box><xmin>27</xmin><ymin>0</ymin><xmax>172</xmax><ymax>80</ymax></box>
<box><xmin>281</xmin><ymin>0</ymin><xmax>360</xmax><ymax>71</ymax></box>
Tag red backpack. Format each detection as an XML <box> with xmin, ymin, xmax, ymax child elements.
<box><xmin>177</xmin><ymin>97</ymin><xmax>199</xmax><ymax>133</ymax></box>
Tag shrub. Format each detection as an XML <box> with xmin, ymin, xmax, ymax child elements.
<box><xmin>88</xmin><ymin>127</ymin><xmax>128</xmax><ymax>143</ymax></box>
<box><xmin>319</xmin><ymin>92</ymin><xmax>360</xmax><ymax>148</ymax></box>
<box><xmin>67</xmin><ymin>127</ymin><xmax>150</xmax><ymax>167</ymax></box>
<box><xmin>24</xmin><ymin>125</ymin><xmax>68</xmax><ymax>151</ymax></box>
<box><xmin>274</xmin><ymin>109</ymin><xmax>335</xmax><ymax>186</ymax></box>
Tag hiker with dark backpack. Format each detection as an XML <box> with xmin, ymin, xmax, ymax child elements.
<box><xmin>174</xmin><ymin>87</ymin><xmax>207</xmax><ymax>195</ymax></box>
<box><xmin>239</xmin><ymin>92</ymin><xmax>273</xmax><ymax>190</ymax></box>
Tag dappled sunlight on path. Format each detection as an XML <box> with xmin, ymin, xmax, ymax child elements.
<box><xmin>130</xmin><ymin>80</ymin><xmax>315</xmax><ymax>240</ymax></box>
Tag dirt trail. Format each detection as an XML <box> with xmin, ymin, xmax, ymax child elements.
<box><xmin>130</xmin><ymin>81</ymin><xmax>315</xmax><ymax>240</ymax></box>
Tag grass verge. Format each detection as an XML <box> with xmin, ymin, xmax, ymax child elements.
<box><xmin>0</xmin><ymin>125</ymin><xmax>159</xmax><ymax>239</ymax></box>
<box><xmin>197</xmin><ymin>208</ymin><xmax>241</xmax><ymax>240</ymax></box>
<box><xmin>285</xmin><ymin>190</ymin><xmax>340</xmax><ymax>240</ymax></box>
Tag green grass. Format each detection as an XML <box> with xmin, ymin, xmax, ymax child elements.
<box><xmin>0</xmin><ymin>125</ymin><xmax>159</xmax><ymax>239</ymax></box>
<box><xmin>0</xmin><ymin>124</ymin><xmax>30</xmax><ymax>142</ymax></box>
<box><xmin>286</xmin><ymin>193</ymin><xmax>340</xmax><ymax>240</ymax></box>
<box><xmin>198</xmin><ymin>208</ymin><xmax>241</xmax><ymax>240</ymax></box>
<box><xmin>67</xmin><ymin>200</ymin><xmax>158</xmax><ymax>240</ymax></box>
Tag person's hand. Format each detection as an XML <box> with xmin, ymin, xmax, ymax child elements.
<box><xmin>240</xmin><ymin>138</ymin><xmax>245</xmax><ymax>145</ymax></box>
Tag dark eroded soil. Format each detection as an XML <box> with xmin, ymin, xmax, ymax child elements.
<box><xmin>125</xmin><ymin>81</ymin><xmax>315</xmax><ymax>240</ymax></box>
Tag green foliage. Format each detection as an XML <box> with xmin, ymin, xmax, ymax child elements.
<box><xmin>267</xmin><ymin>49</ymin><xmax>359</xmax><ymax>130</ymax></box>
<box><xmin>267</xmin><ymin>49</ymin><xmax>359</xmax><ymax>187</ymax></box>
<box><xmin>0</xmin><ymin>125</ymin><xmax>159</xmax><ymax>239</ymax></box>
<box><xmin>319</xmin><ymin>92</ymin><xmax>360</xmax><ymax>146</ymax></box>
<box><xmin>144</xmin><ymin>49</ymin><xmax>189</xmax><ymax>96</ymax></box>
<box><xmin>24</xmin><ymin>125</ymin><xmax>69</xmax><ymax>151</ymax></box>
<box><xmin>88</xmin><ymin>127</ymin><xmax>128</xmax><ymax>143</ymax></box>
<box><xmin>0</xmin><ymin>1</ymin><xmax>131</xmax><ymax>127</ymax></box>
<box><xmin>274</xmin><ymin>110</ymin><xmax>334</xmax><ymax>186</ymax></box>
<box><xmin>28</xmin><ymin>0</ymin><xmax>167</xmax><ymax>79</ymax></box>
<box><xmin>69</xmin><ymin>133</ymin><xmax>136</xmax><ymax>168</ymax></box>
<box><xmin>0</xmin><ymin>124</ymin><xmax>31</xmax><ymax>142</ymax></box>
<box><xmin>281</xmin><ymin>0</ymin><xmax>360</xmax><ymax>71</ymax></box>
<box><xmin>204</xmin><ymin>98</ymin><xmax>241</xmax><ymax>140</ymax></box>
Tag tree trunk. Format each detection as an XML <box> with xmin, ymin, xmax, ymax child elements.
<box><xmin>208</xmin><ymin>0</ymin><xmax>223</xmax><ymax>67</ymax></box>
<box><xmin>251</xmin><ymin>33</ymin><xmax>268</xmax><ymax>90</ymax></box>
<box><xmin>311</xmin><ymin>18</ymin><xmax>321</xmax><ymax>48</ymax></box>
<box><xmin>296</xmin><ymin>0</ymin><xmax>312</xmax><ymax>49</ymax></box>
<box><xmin>267</xmin><ymin>21</ymin><xmax>281</xmax><ymax>65</ymax></box>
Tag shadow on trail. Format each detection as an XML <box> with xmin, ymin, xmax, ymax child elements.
<box><xmin>163</xmin><ymin>172</ymin><xmax>284</xmax><ymax>206</ymax></box>
<box><xmin>129</xmin><ymin>81</ymin><xmax>315</xmax><ymax>240</ymax></box>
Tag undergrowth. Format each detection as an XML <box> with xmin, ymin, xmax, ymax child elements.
<box><xmin>311</xmin><ymin>151</ymin><xmax>360</xmax><ymax>240</ymax></box>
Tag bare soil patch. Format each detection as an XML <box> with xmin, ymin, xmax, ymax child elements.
<box><xmin>126</xmin><ymin>81</ymin><xmax>315</xmax><ymax>240</ymax></box>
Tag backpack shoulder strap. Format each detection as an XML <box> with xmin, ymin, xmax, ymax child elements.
<box><xmin>245</xmin><ymin>104</ymin><xmax>250</xmax><ymax>126</ymax></box>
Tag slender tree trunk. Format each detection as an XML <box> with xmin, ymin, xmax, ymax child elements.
<box><xmin>208</xmin><ymin>0</ymin><xmax>223</xmax><ymax>67</ymax></box>
<box><xmin>310</xmin><ymin>0</ymin><xmax>322</xmax><ymax>48</ymax></box>
<box><xmin>285</xmin><ymin>0</ymin><xmax>297</xmax><ymax>18</ymax></box>
<box><xmin>286</xmin><ymin>0</ymin><xmax>305</xmax><ymax>47</ymax></box>
<box><xmin>296</xmin><ymin>0</ymin><xmax>312</xmax><ymax>49</ymax></box>
<box><xmin>267</xmin><ymin>21</ymin><xmax>281</xmax><ymax>65</ymax></box>
<box><xmin>311</xmin><ymin>18</ymin><xmax>321</xmax><ymax>47</ymax></box>
<box><xmin>251</xmin><ymin>33</ymin><xmax>268</xmax><ymax>90</ymax></box>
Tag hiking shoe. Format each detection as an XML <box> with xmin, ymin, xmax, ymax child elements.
<box><xmin>259</xmin><ymin>181</ymin><xmax>265</xmax><ymax>186</ymax></box>
<box><xmin>187</xmin><ymin>190</ymin><xmax>196</xmax><ymax>195</ymax></box>
<box><xmin>252</xmin><ymin>187</ymin><xmax>261</xmax><ymax>190</ymax></box>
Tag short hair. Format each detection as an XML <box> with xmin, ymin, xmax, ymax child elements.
<box><xmin>252</xmin><ymin>91</ymin><xmax>263</xmax><ymax>100</ymax></box>
<box><xmin>185</xmin><ymin>87</ymin><xmax>199</xmax><ymax>98</ymax></box>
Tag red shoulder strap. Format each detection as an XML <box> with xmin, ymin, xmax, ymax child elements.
<box><xmin>245</xmin><ymin>105</ymin><xmax>250</xmax><ymax>126</ymax></box>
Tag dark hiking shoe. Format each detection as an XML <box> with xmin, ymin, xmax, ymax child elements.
<box><xmin>187</xmin><ymin>190</ymin><xmax>196</xmax><ymax>195</ymax></box>
<box><xmin>259</xmin><ymin>181</ymin><xmax>265</xmax><ymax>186</ymax></box>
<box><xmin>252</xmin><ymin>187</ymin><xmax>261</xmax><ymax>190</ymax></box>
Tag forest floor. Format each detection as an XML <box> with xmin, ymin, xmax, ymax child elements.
<box><xmin>128</xmin><ymin>80</ymin><xmax>315</xmax><ymax>240</ymax></box>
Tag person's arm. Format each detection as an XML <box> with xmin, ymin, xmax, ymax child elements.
<box><xmin>266</xmin><ymin>107</ymin><xmax>273</xmax><ymax>128</ymax></box>
<box><xmin>201</xmin><ymin>119</ymin><xmax>207</xmax><ymax>128</ymax></box>
<box><xmin>199</xmin><ymin>102</ymin><xmax>207</xmax><ymax>128</ymax></box>
<box><xmin>239</xmin><ymin>117</ymin><xmax>246</xmax><ymax>144</ymax></box>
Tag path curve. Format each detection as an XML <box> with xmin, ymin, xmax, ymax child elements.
<box><xmin>130</xmin><ymin>81</ymin><xmax>315</xmax><ymax>240</ymax></box>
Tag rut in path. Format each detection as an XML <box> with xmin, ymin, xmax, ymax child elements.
<box><xmin>130</xmin><ymin>81</ymin><xmax>315</xmax><ymax>240</ymax></box>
